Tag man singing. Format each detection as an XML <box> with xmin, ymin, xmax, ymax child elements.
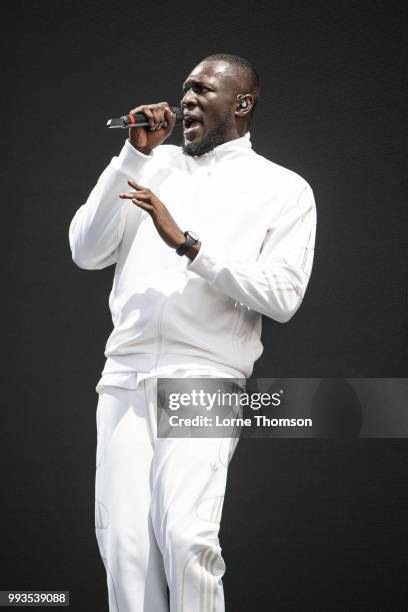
<box><xmin>69</xmin><ymin>53</ymin><xmax>316</xmax><ymax>612</ymax></box>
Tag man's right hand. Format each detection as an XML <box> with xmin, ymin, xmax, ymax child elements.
<box><xmin>128</xmin><ymin>102</ymin><xmax>176</xmax><ymax>155</ymax></box>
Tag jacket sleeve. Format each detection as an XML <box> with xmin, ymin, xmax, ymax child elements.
<box><xmin>186</xmin><ymin>184</ymin><xmax>317</xmax><ymax>323</ymax></box>
<box><xmin>68</xmin><ymin>140</ymin><xmax>151</xmax><ymax>270</ymax></box>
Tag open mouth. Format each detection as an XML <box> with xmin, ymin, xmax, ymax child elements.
<box><xmin>183</xmin><ymin>116</ymin><xmax>202</xmax><ymax>137</ymax></box>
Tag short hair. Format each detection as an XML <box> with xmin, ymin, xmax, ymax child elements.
<box><xmin>201</xmin><ymin>53</ymin><xmax>260</xmax><ymax>114</ymax></box>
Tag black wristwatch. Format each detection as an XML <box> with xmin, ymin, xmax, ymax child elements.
<box><xmin>176</xmin><ymin>231</ymin><xmax>200</xmax><ymax>256</ymax></box>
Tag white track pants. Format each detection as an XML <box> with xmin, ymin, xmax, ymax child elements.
<box><xmin>94</xmin><ymin>376</ymin><xmax>239</xmax><ymax>612</ymax></box>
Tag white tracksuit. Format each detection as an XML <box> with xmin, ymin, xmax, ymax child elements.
<box><xmin>68</xmin><ymin>132</ymin><xmax>316</xmax><ymax>611</ymax></box>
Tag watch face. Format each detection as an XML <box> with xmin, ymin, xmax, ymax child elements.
<box><xmin>187</xmin><ymin>231</ymin><xmax>199</xmax><ymax>242</ymax></box>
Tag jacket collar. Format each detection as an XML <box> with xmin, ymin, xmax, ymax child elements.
<box><xmin>198</xmin><ymin>132</ymin><xmax>252</xmax><ymax>159</ymax></box>
<box><xmin>212</xmin><ymin>131</ymin><xmax>252</xmax><ymax>154</ymax></box>
<box><xmin>188</xmin><ymin>132</ymin><xmax>252</xmax><ymax>163</ymax></box>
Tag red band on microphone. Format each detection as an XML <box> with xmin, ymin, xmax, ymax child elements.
<box><xmin>129</xmin><ymin>115</ymin><xmax>136</xmax><ymax>125</ymax></box>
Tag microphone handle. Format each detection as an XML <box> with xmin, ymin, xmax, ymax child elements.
<box><xmin>107</xmin><ymin>107</ymin><xmax>182</xmax><ymax>129</ymax></box>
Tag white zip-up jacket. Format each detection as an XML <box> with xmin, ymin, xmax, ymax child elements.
<box><xmin>69</xmin><ymin>133</ymin><xmax>316</xmax><ymax>380</ymax></box>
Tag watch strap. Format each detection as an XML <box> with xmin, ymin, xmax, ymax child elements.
<box><xmin>176</xmin><ymin>231</ymin><xmax>199</xmax><ymax>256</ymax></box>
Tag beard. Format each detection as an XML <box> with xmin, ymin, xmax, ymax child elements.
<box><xmin>182</xmin><ymin>113</ymin><xmax>230</xmax><ymax>157</ymax></box>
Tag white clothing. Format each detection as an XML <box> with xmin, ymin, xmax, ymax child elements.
<box><xmin>69</xmin><ymin>133</ymin><xmax>317</xmax><ymax>611</ymax></box>
<box><xmin>95</xmin><ymin>375</ymin><xmax>239</xmax><ymax>612</ymax></box>
<box><xmin>68</xmin><ymin>133</ymin><xmax>317</xmax><ymax>386</ymax></box>
<box><xmin>95</xmin><ymin>358</ymin><xmax>244</xmax><ymax>394</ymax></box>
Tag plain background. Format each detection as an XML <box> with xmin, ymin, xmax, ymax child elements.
<box><xmin>2</xmin><ymin>0</ymin><xmax>408</xmax><ymax>609</ymax></box>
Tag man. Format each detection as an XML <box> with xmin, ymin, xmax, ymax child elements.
<box><xmin>69</xmin><ymin>54</ymin><xmax>316</xmax><ymax>612</ymax></box>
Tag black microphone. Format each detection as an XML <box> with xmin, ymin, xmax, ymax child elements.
<box><xmin>107</xmin><ymin>106</ymin><xmax>183</xmax><ymax>128</ymax></box>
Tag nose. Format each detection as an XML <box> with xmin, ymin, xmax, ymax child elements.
<box><xmin>181</xmin><ymin>88</ymin><xmax>198</xmax><ymax>109</ymax></box>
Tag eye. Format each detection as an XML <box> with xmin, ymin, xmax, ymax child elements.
<box><xmin>182</xmin><ymin>84</ymin><xmax>207</xmax><ymax>96</ymax></box>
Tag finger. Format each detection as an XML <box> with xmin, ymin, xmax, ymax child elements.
<box><xmin>131</xmin><ymin>191</ymin><xmax>152</xmax><ymax>202</ymax></box>
<box><xmin>132</xmin><ymin>198</ymin><xmax>154</xmax><ymax>211</ymax></box>
<box><xmin>150</xmin><ymin>108</ymin><xmax>159</xmax><ymax>130</ymax></box>
<box><xmin>118</xmin><ymin>192</ymin><xmax>135</xmax><ymax>199</ymax></box>
<box><xmin>127</xmin><ymin>180</ymin><xmax>144</xmax><ymax>190</ymax></box>
<box><xmin>155</xmin><ymin>103</ymin><xmax>169</xmax><ymax>127</ymax></box>
<box><xmin>119</xmin><ymin>190</ymin><xmax>148</xmax><ymax>199</ymax></box>
<box><xmin>159</xmin><ymin>101</ymin><xmax>171</xmax><ymax>119</ymax></box>
<box><xmin>120</xmin><ymin>192</ymin><xmax>151</xmax><ymax>201</ymax></box>
<box><xmin>151</xmin><ymin>107</ymin><xmax>165</xmax><ymax>131</ymax></box>
<box><xmin>129</xmin><ymin>106</ymin><xmax>154</xmax><ymax>130</ymax></box>
<box><xmin>164</xmin><ymin>106</ymin><xmax>176</xmax><ymax>129</ymax></box>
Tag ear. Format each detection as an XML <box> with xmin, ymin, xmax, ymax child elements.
<box><xmin>235</xmin><ymin>94</ymin><xmax>254</xmax><ymax>117</ymax></box>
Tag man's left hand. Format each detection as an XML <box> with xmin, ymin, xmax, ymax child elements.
<box><xmin>119</xmin><ymin>180</ymin><xmax>185</xmax><ymax>249</ymax></box>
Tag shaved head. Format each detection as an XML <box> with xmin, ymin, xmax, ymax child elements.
<box><xmin>200</xmin><ymin>53</ymin><xmax>260</xmax><ymax>114</ymax></box>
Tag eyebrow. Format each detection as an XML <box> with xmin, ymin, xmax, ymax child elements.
<box><xmin>181</xmin><ymin>78</ymin><xmax>211</xmax><ymax>92</ymax></box>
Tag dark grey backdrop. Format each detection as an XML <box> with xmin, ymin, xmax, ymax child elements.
<box><xmin>3</xmin><ymin>0</ymin><xmax>408</xmax><ymax>610</ymax></box>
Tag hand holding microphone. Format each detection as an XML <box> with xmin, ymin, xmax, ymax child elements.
<box><xmin>108</xmin><ymin>102</ymin><xmax>182</xmax><ymax>156</ymax></box>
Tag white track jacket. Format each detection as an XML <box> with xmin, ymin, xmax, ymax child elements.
<box><xmin>69</xmin><ymin>133</ymin><xmax>316</xmax><ymax>380</ymax></box>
